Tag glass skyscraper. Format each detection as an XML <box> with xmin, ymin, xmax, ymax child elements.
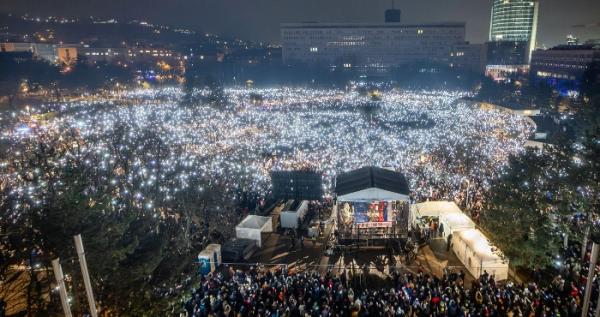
<box><xmin>486</xmin><ymin>0</ymin><xmax>539</xmax><ymax>80</ymax></box>
<box><xmin>489</xmin><ymin>0</ymin><xmax>539</xmax><ymax>61</ymax></box>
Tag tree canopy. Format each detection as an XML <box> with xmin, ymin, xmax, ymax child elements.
<box><xmin>481</xmin><ymin>67</ymin><xmax>600</xmax><ymax>270</ymax></box>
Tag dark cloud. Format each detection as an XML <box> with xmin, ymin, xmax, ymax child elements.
<box><xmin>1</xmin><ymin>0</ymin><xmax>599</xmax><ymax>46</ymax></box>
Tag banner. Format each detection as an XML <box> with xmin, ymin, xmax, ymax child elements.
<box><xmin>356</xmin><ymin>221</ymin><xmax>393</xmax><ymax>229</ymax></box>
<box><xmin>353</xmin><ymin>201</ymin><xmax>389</xmax><ymax>224</ymax></box>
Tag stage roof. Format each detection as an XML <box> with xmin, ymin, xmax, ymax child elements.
<box><xmin>335</xmin><ymin>166</ymin><xmax>409</xmax><ymax>201</ymax></box>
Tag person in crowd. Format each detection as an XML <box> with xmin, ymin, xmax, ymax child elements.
<box><xmin>184</xmin><ymin>260</ymin><xmax>590</xmax><ymax>317</ymax></box>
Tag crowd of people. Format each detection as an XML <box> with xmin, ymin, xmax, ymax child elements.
<box><xmin>182</xmin><ymin>210</ymin><xmax>600</xmax><ymax>317</ymax></box>
<box><xmin>182</xmin><ymin>259</ymin><xmax>600</xmax><ymax>317</ymax></box>
<box><xmin>0</xmin><ymin>87</ymin><xmax>533</xmax><ymax>227</ymax></box>
<box><xmin>0</xmin><ymin>86</ymin><xmax>537</xmax><ymax>314</ymax></box>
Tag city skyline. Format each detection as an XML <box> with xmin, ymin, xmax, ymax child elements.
<box><xmin>0</xmin><ymin>0</ymin><xmax>599</xmax><ymax>47</ymax></box>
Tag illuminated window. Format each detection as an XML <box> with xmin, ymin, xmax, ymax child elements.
<box><xmin>310</xmin><ymin>47</ymin><xmax>318</xmax><ymax>52</ymax></box>
<box><xmin>417</xmin><ymin>29</ymin><xmax>424</xmax><ymax>35</ymax></box>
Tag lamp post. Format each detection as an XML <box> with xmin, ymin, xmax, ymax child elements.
<box><xmin>74</xmin><ymin>235</ymin><xmax>98</xmax><ymax>317</ymax></box>
<box><xmin>51</xmin><ymin>258</ymin><xmax>72</xmax><ymax>317</ymax></box>
<box><xmin>461</xmin><ymin>178</ymin><xmax>470</xmax><ymax>210</ymax></box>
<box><xmin>592</xmin><ymin>227</ymin><xmax>600</xmax><ymax>317</ymax></box>
<box><xmin>582</xmin><ymin>229</ymin><xmax>600</xmax><ymax>317</ymax></box>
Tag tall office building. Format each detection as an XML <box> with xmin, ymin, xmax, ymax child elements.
<box><xmin>384</xmin><ymin>0</ymin><xmax>401</xmax><ymax>23</ymax></box>
<box><xmin>486</xmin><ymin>0</ymin><xmax>539</xmax><ymax>80</ymax></box>
<box><xmin>384</xmin><ymin>9</ymin><xmax>401</xmax><ymax>23</ymax></box>
<box><xmin>489</xmin><ymin>0</ymin><xmax>539</xmax><ymax>45</ymax></box>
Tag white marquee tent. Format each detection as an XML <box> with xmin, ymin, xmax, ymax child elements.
<box><xmin>452</xmin><ymin>229</ymin><xmax>509</xmax><ymax>280</ymax></box>
<box><xmin>235</xmin><ymin>215</ymin><xmax>273</xmax><ymax>247</ymax></box>
<box><xmin>439</xmin><ymin>212</ymin><xmax>476</xmax><ymax>239</ymax></box>
<box><xmin>280</xmin><ymin>200</ymin><xmax>308</xmax><ymax>229</ymax></box>
<box><xmin>410</xmin><ymin>201</ymin><xmax>463</xmax><ymax>225</ymax></box>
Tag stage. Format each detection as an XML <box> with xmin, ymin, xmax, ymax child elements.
<box><xmin>333</xmin><ymin>166</ymin><xmax>411</xmax><ymax>245</ymax></box>
<box><xmin>335</xmin><ymin>199</ymin><xmax>410</xmax><ymax>246</ymax></box>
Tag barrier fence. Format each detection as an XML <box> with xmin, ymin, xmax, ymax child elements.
<box><xmin>193</xmin><ymin>260</ymin><xmax>420</xmax><ymax>277</ymax></box>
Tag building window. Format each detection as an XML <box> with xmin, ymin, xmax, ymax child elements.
<box><xmin>310</xmin><ymin>47</ymin><xmax>318</xmax><ymax>53</ymax></box>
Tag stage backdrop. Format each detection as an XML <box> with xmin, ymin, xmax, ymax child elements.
<box><xmin>353</xmin><ymin>201</ymin><xmax>392</xmax><ymax>228</ymax></box>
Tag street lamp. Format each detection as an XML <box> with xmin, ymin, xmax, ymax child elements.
<box><xmin>461</xmin><ymin>177</ymin><xmax>470</xmax><ymax>210</ymax></box>
<box><xmin>581</xmin><ymin>228</ymin><xmax>600</xmax><ymax>317</ymax></box>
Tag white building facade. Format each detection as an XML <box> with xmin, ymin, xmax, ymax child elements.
<box><xmin>1</xmin><ymin>42</ymin><xmax>61</xmax><ymax>64</ymax></box>
<box><xmin>281</xmin><ymin>22</ymin><xmax>466</xmax><ymax>71</ymax></box>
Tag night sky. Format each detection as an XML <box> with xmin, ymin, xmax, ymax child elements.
<box><xmin>1</xmin><ymin>0</ymin><xmax>599</xmax><ymax>47</ymax></box>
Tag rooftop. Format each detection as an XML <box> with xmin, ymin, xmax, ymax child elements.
<box><xmin>281</xmin><ymin>22</ymin><xmax>466</xmax><ymax>29</ymax></box>
<box><xmin>335</xmin><ymin>166</ymin><xmax>409</xmax><ymax>196</ymax></box>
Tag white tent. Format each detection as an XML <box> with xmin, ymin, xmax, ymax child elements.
<box><xmin>439</xmin><ymin>212</ymin><xmax>476</xmax><ymax>239</ymax></box>
<box><xmin>452</xmin><ymin>229</ymin><xmax>509</xmax><ymax>280</ymax></box>
<box><xmin>280</xmin><ymin>200</ymin><xmax>309</xmax><ymax>229</ymax></box>
<box><xmin>410</xmin><ymin>201</ymin><xmax>463</xmax><ymax>225</ymax></box>
<box><xmin>235</xmin><ymin>215</ymin><xmax>273</xmax><ymax>247</ymax></box>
